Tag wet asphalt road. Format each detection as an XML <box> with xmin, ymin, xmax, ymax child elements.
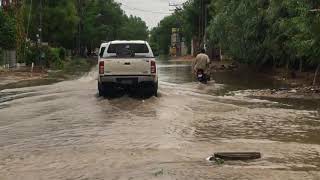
<box><xmin>0</xmin><ymin>61</ymin><xmax>320</xmax><ymax>180</ymax></box>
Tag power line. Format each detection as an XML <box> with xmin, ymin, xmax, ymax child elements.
<box><xmin>120</xmin><ymin>3</ymin><xmax>171</xmax><ymax>15</ymax></box>
<box><xmin>169</xmin><ymin>2</ymin><xmax>183</xmax><ymax>12</ymax></box>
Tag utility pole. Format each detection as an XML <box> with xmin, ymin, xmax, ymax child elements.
<box><xmin>169</xmin><ymin>2</ymin><xmax>182</xmax><ymax>9</ymax></box>
<box><xmin>78</xmin><ymin>0</ymin><xmax>82</xmax><ymax>56</ymax></box>
<box><xmin>204</xmin><ymin>3</ymin><xmax>207</xmax><ymax>43</ymax></box>
<box><xmin>15</xmin><ymin>0</ymin><xmax>25</xmax><ymax>64</ymax></box>
<box><xmin>169</xmin><ymin>2</ymin><xmax>183</xmax><ymax>56</ymax></box>
<box><xmin>39</xmin><ymin>0</ymin><xmax>42</xmax><ymax>45</ymax></box>
<box><xmin>198</xmin><ymin>0</ymin><xmax>201</xmax><ymax>45</ymax></box>
<box><xmin>199</xmin><ymin>0</ymin><xmax>205</xmax><ymax>47</ymax></box>
<box><xmin>38</xmin><ymin>0</ymin><xmax>43</xmax><ymax>68</ymax></box>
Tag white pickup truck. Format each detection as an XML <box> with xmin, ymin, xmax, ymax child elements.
<box><xmin>98</xmin><ymin>40</ymin><xmax>158</xmax><ymax>96</ymax></box>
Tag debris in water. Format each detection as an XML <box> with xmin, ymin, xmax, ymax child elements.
<box><xmin>154</xmin><ymin>169</ymin><xmax>164</xmax><ymax>176</ymax></box>
<box><xmin>207</xmin><ymin>152</ymin><xmax>261</xmax><ymax>162</ymax></box>
<box><xmin>288</xmin><ymin>89</ymin><xmax>297</xmax><ymax>93</ymax></box>
<box><xmin>207</xmin><ymin>156</ymin><xmax>225</xmax><ymax>165</ymax></box>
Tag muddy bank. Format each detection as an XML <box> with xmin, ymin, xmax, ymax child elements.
<box><xmin>0</xmin><ymin>58</ymin><xmax>96</xmax><ymax>91</ymax></box>
<box><xmin>250</xmin><ymin>87</ymin><xmax>320</xmax><ymax>100</ymax></box>
<box><xmin>206</xmin><ymin>59</ymin><xmax>320</xmax><ymax>98</ymax></box>
<box><xmin>226</xmin><ymin>87</ymin><xmax>320</xmax><ymax>110</ymax></box>
<box><xmin>0</xmin><ymin>70</ymin><xmax>47</xmax><ymax>86</ymax></box>
<box><xmin>240</xmin><ymin>68</ymin><xmax>320</xmax><ymax>99</ymax></box>
<box><xmin>0</xmin><ymin>70</ymin><xmax>50</xmax><ymax>91</ymax></box>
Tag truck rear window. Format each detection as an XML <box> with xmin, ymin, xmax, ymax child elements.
<box><xmin>107</xmin><ymin>44</ymin><xmax>149</xmax><ymax>54</ymax></box>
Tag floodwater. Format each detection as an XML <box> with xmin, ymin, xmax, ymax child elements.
<box><xmin>0</xmin><ymin>60</ymin><xmax>320</xmax><ymax>180</ymax></box>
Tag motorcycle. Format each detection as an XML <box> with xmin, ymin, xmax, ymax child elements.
<box><xmin>196</xmin><ymin>69</ymin><xmax>208</xmax><ymax>84</ymax></box>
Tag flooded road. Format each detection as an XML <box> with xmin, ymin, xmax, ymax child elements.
<box><xmin>0</xmin><ymin>61</ymin><xmax>320</xmax><ymax>180</ymax></box>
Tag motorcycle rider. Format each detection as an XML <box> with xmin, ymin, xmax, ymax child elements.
<box><xmin>193</xmin><ymin>48</ymin><xmax>210</xmax><ymax>81</ymax></box>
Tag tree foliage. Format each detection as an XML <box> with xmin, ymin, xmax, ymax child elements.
<box><xmin>81</xmin><ymin>0</ymin><xmax>125</xmax><ymax>49</ymax></box>
<box><xmin>23</xmin><ymin>0</ymin><xmax>148</xmax><ymax>50</ymax></box>
<box><xmin>119</xmin><ymin>15</ymin><xmax>148</xmax><ymax>41</ymax></box>
<box><xmin>0</xmin><ymin>9</ymin><xmax>16</xmax><ymax>50</ymax></box>
<box><xmin>0</xmin><ymin>0</ymin><xmax>148</xmax><ymax>66</ymax></box>
<box><xmin>150</xmin><ymin>0</ymin><xmax>210</xmax><ymax>55</ymax></box>
<box><xmin>81</xmin><ymin>0</ymin><xmax>148</xmax><ymax>50</ymax></box>
<box><xmin>151</xmin><ymin>0</ymin><xmax>320</xmax><ymax>83</ymax></box>
<box><xmin>150</xmin><ymin>15</ymin><xmax>177</xmax><ymax>55</ymax></box>
<box><xmin>207</xmin><ymin>0</ymin><xmax>320</xmax><ymax>69</ymax></box>
<box><xmin>24</xmin><ymin>0</ymin><xmax>79</xmax><ymax>49</ymax></box>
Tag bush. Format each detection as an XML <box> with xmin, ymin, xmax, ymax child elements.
<box><xmin>24</xmin><ymin>45</ymin><xmax>67</xmax><ymax>69</ymax></box>
<box><xmin>47</xmin><ymin>47</ymin><xmax>64</xmax><ymax>69</ymax></box>
<box><xmin>25</xmin><ymin>46</ymin><xmax>38</xmax><ymax>66</ymax></box>
<box><xmin>59</xmin><ymin>47</ymin><xmax>66</xmax><ymax>60</ymax></box>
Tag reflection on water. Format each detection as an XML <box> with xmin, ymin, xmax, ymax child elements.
<box><xmin>158</xmin><ymin>61</ymin><xmax>193</xmax><ymax>84</ymax></box>
<box><xmin>158</xmin><ymin>60</ymin><xmax>285</xmax><ymax>90</ymax></box>
<box><xmin>0</xmin><ymin>60</ymin><xmax>319</xmax><ymax>179</ymax></box>
<box><xmin>212</xmin><ymin>69</ymin><xmax>285</xmax><ymax>90</ymax></box>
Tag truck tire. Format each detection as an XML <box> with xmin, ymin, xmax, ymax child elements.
<box><xmin>98</xmin><ymin>82</ymin><xmax>105</xmax><ymax>96</ymax></box>
<box><xmin>99</xmin><ymin>82</ymin><xmax>115</xmax><ymax>97</ymax></box>
<box><xmin>152</xmin><ymin>82</ymin><xmax>158</xmax><ymax>97</ymax></box>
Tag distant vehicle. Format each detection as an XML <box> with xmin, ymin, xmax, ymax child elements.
<box><xmin>98</xmin><ymin>40</ymin><xmax>158</xmax><ymax>96</ymax></box>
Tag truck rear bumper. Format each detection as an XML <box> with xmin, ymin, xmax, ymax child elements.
<box><xmin>99</xmin><ymin>75</ymin><xmax>157</xmax><ymax>84</ymax></box>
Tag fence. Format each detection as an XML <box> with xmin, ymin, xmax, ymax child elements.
<box><xmin>0</xmin><ymin>49</ymin><xmax>17</xmax><ymax>69</ymax></box>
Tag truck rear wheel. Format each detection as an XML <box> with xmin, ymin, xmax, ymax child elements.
<box><xmin>98</xmin><ymin>82</ymin><xmax>113</xmax><ymax>96</ymax></box>
<box><xmin>98</xmin><ymin>82</ymin><xmax>105</xmax><ymax>96</ymax></box>
<box><xmin>152</xmin><ymin>82</ymin><xmax>158</xmax><ymax>97</ymax></box>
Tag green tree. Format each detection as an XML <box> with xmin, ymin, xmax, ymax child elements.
<box><xmin>309</xmin><ymin>9</ymin><xmax>320</xmax><ymax>85</ymax></box>
<box><xmin>119</xmin><ymin>15</ymin><xmax>148</xmax><ymax>40</ymax></box>
<box><xmin>81</xmin><ymin>0</ymin><xmax>148</xmax><ymax>51</ymax></box>
<box><xmin>0</xmin><ymin>9</ymin><xmax>16</xmax><ymax>50</ymax></box>
<box><xmin>208</xmin><ymin>0</ymin><xmax>265</xmax><ymax>64</ymax></box>
<box><xmin>150</xmin><ymin>15</ymin><xmax>177</xmax><ymax>55</ymax></box>
<box><xmin>25</xmin><ymin>0</ymin><xmax>79</xmax><ymax>49</ymax></box>
<box><xmin>81</xmin><ymin>0</ymin><xmax>126</xmax><ymax>49</ymax></box>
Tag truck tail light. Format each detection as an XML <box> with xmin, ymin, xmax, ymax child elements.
<box><xmin>99</xmin><ymin>61</ymin><xmax>104</xmax><ymax>74</ymax></box>
<box><xmin>151</xmin><ymin>61</ymin><xmax>156</xmax><ymax>74</ymax></box>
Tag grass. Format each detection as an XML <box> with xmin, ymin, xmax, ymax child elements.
<box><xmin>48</xmin><ymin>57</ymin><xmax>96</xmax><ymax>79</ymax></box>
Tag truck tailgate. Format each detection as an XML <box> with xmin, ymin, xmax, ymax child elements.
<box><xmin>103</xmin><ymin>58</ymin><xmax>151</xmax><ymax>75</ymax></box>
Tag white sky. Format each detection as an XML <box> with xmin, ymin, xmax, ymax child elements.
<box><xmin>115</xmin><ymin>0</ymin><xmax>187</xmax><ymax>28</ymax></box>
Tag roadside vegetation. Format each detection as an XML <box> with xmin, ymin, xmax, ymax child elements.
<box><xmin>0</xmin><ymin>0</ymin><xmax>148</xmax><ymax>69</ymax></box>
<box><xmin>48</xmin><ymin>58</ymin><xmax>95</xmax><ymax>80</ymax></box>
<box><xmin>150</xmin><ymin>0</ymin><xmax>320</xmax><ymax>86</ymax></box>
<box><xmin>0</xmin><ymin>0</ymin><xmax>149</xmax><ymax>89</ymax></box>
<box><xmin>0</xmin><ymin>57</ymin><xmax>95</xmax><ymax>91</ymax></box>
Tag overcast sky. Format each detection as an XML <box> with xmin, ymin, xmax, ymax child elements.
<box><xmin>115</xmin><ymin>0</ymin><xmax>186</xmax><ymax>28</ymax></box>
